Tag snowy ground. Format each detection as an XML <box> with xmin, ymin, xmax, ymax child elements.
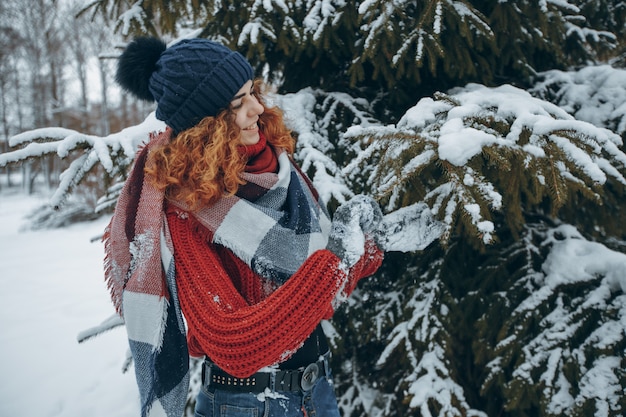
<box><xmin>0</xmin><ymin>189</ymin><xmax>139</xmax><ymax>417</ymax></box>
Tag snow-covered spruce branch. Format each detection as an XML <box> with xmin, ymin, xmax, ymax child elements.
<box><xmin>374</xmin><ymin>272</ymin><xmax>486</xmax><ymax>417</ymax></box>
<box><xmin>319</xmin><ymin>90</ymin><xmax>378</xmax><ymax>133</ymax></box>
<box><xmin>278</xmin><ymin>88</ymin><xmax>377</xmax><ymax>205</ymax></box>
<box><xmin>336</xmin><ymin>358</ymin><xmax>394</xmax><ymax>417</ymax></box>
<box><xmin>357</xmin><ymin>0</ymin><xmax>491</xmax><ymax>67</ymax></box>
<box><xmin>531</xmin><ymin>65</ymin><xmax>626</xmax><ymax>137</ymax></box>
<box><xmin>302</xmin><ymin>0</ymin><xmax>345</xmax><ymax>43</ymax></box>
<box><xmin>483</xmin><ymin>223</ymin><xmax>626</xmax><ymax>416</ymax></box>
<box><xmin>343</xmin><ymin>83</ymin><xmax>626</xmax><ymax>246</ymax></box>
<box><xmin>0</xmin><ymin>113</ymin><xmax>165</xmax><ymax>208</ymax></box>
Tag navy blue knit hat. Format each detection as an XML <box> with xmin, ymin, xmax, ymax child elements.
<box><xmin>115</xmin><ymin>37</ymin><xmax>254</xmax><ymax>133</ymax></box>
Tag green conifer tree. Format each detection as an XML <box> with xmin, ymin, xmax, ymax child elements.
<box><xmin>79</xmin><ymin>0</ymin><xmax>623</xmax><ymax>119</ymax></box>
<box><xmin>340</xmin><ymin>82</ymin><xmax>626</xmax><ymax>416</ymax></box>
<box><xmin>3</xmin><ymin>1</ymin><xmax>625</xmax><ymax>416</ymax></box>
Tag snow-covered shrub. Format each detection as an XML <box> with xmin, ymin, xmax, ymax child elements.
<box><xmin>531</xmin><ymin>65</ymin><xmax>626</xmax><ymax>139</ymax></box>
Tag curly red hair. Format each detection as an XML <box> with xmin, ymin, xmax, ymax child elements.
<box><xmin>145</xmin><ymin>79</ymin><xmax>295</xmax><ymax>210</ymax></box>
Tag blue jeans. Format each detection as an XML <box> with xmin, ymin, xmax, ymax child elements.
<box><xmin>194</xmin><ymin>375</ymin><xmax>340</xmax><ymax>417</ymax></box>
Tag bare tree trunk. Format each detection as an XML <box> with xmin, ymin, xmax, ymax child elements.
<box><xmin>67</xmin><ymin>0</ymin><xmax>90</xmax><ymax>132</ymax></box>
<box><xmin>45</xmin><ymin>6</ymin><xmax>65</xmax><ymax>191</ymax></box>
<box><xmin>99</xmin><ymin>57</ymin><xmax>110</xmax><ymax>136</ymax></box>
<box><xmin>120</xmin><ymin>92</ymin><xmax>129</xmax><ymax>128</ymax></box>
<box><xmin>77</xmin><ymin>58</ymin><xmax>89</xmax><ymax>132</ymax></box>
<box><xmin>0</xmin><ymin>75</ymin><xmax>9</xmax><ymax>189</ymax></box>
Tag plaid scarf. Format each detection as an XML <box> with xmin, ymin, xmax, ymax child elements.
<box><xmin>172</xmin><ymin>145</ymin><xmax>331</xmax><ymax>285</ymax></box>
<box><xmin>103</xmin><ymin>129</ymin><xmax>331</xmax><ymax>417</ymax></box>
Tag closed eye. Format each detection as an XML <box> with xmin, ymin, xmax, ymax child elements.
<box><xmin>230</xmin><ymin>87</ymin><xmax>256</xmax><ymax>110</ymax></box>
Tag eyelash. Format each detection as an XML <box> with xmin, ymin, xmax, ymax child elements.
<box><xmin>231</xmin><ymin>89</ymin><xmax>258</xmax><ymax>110</ymax></box>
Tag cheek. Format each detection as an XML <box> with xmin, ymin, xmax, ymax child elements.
<box><xmin>233</xmin><ymin>111</ymin><xmax>247</xmax><ymax>130</ymax></box>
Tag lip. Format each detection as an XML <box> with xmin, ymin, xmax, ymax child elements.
<box><xmin>242</xmin><ymin>122</ymin><xmax>258</xmax><ymax>131</ymax></box>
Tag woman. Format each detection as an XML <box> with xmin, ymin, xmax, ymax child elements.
<box><xmin>105</xmin><ymin>37</ymin><xmax>384</xmax><ymax>417</ymax></box>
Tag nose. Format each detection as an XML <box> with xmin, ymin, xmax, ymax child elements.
<box><xmin>248</xmin><ymin>95</ymin><xmax>264</xmax><ymax>116</ymax></box>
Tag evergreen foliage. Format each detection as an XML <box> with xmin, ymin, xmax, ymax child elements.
<box><xmin>344</xmin><ymin>83</ymin><xmax>626</xmax><ymax>247</ymax></box>
<box><xmin>339</xmin><ymin>218</ymin><xmax>626</xmax><ymax>416</ymax></box>
<box><xmin>2</xmin><ymin>1</ymin><xmax>626</xmax><ymax>416</ymax></box>
<box><xmin>530</xmin><ymin>65</ymin><xmax>626</xmax><ymax>139</ymax></box>
<box><xmin>352</xmin><ymin>0</ymin><xmax>495</xmax><ymax>93</ymax></box>
<box><xmin>477</xmin><ymin>222</ymin><xmax>626</xmax><ymax>417</ymax></box>
<box><xmin>78</xmin><ymin>0</ymin><xmax>625</xmax><ymax>118</ymax></box>
<box><xmin>333</xmin><ymin>83</ymin><xmax>626</xmax><ymax>416</ymax></box>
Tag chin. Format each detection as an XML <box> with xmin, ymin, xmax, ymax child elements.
<box><xmin>242</xmin><ymin>134</ymin><xmax>260</xmax><ymax>145</ymax></box>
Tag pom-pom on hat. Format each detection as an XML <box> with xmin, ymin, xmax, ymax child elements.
<box><xmin>115</xmin><ymin>37</ymin><xmax>254</xmax><ymax>134</ymax></box>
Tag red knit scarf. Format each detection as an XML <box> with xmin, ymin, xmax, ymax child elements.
<box><xmin>238</xmin><ymin>131</ymin><xmax>278</xmax><ymax>174</ymax></box>
<box><xmin>167</xmin><ymin>208</ymin><xmax>384</xmax><ymax>377</ymax></box>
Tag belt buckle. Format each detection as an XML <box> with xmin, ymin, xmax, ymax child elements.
<box><xmin>300</xmin><ymin>362</ymin><xmax>320</xmax><ymax>391</ymax></box>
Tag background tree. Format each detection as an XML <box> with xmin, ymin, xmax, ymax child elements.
<box><xmin>0</xmin><ymin>14</ymin><xmax>24</xmax><ymax>188</ymax></box>
<box><xmin>79</xmin><ymin>0</ymin><xmax>623</xmax><ymax>120</ymax></box>
<box><xmin>0</xmin><ymin>0</ymin><xmax>147</xmax><ymax>216</ymax></box>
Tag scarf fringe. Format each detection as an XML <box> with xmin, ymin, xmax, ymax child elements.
<box><xmin>153</xmin><ymin>296</ymin><xmax>170</xmax><ymax>354</ymax></box>
<box><xmin>103</xmin><ymin>220</ymin><xmax>124</xmax><ymax>315</ymax></box>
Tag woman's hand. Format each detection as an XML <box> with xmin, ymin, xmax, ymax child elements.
<box><xmin>326</xmin><ymin>195</ymin><xmax>383</xmax><ymax>267</ymax></box>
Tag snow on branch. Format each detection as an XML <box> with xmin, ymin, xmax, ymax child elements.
<box><xmin>374</xmin><ymin>276</ymin><xmax>487</xmax><ymax>417</ymax></box>
<box><xmin>117</xmin><ymin>1</ymin><xmax>148</xmax><ymax>36</ymax></box>
<box><xmin>252</xmin><ymin>0</ymin><xmax>289</xmax><ymax>14</ymax></box>
<box><xmin>303</xmin><ymin>0</ymin><xmax>345</xmax><ymax>42</ymax></box>
<box><xmin>0</xmin><ymin>113</ymin><xmax>165</xmax><ymax>208</ymax></box>
<box><xmin>531</xmin><ymin>65</ymin><xmax>626</xmax><ymax>137</ymax></box>
<box><xmin>277</xmin><ymin>87</ymin><xmax>375</xmax><ymax>205</ymax></box>
<box><xmin>358</xmin><ymin>0</ymin><xmax>491</xmax><ymax>67</ymax></box>
<box><xmin>238</xmin><ymin>18</ymin><xmax>277</xmax><ymax>46</ymax></box>
<box><xmin>77</xmin><ymin>313</ymin><xmax>125</xmax><ymax>343</ymax></box>
<box><xmin>344</xmin><ymin>83</ymin><xmax>626</xmax><ymax>246</ymax></box>
<box><xmin>485</xmin><ymin>223</ymin><xmax>626</xmax><ymax>416</ymax></box>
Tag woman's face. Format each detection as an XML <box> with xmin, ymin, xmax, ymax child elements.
<box><xmin>230</xmin><ymin>80</ymin><xmax>264</xmax><ymax>145</ymax></box>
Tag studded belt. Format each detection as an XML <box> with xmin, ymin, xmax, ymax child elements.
<box><xmin>202</xmin><ymin>352</ymin><xmax>330</xmax><ymax>393</ymax></box>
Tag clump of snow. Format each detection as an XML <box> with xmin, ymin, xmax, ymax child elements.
<box><xmin>379</xmin><ymin>202</ymin><xmax>444</xmax><ymax>252</ymax></box>
<box><xmin>532</xmin><ymin>65</ymin><xmax>626</xmax><ymax>136</ymax></box>
<box><xmin>516</xmin><ymin>224</ymin><xmax>626</xmax><ymax>313</ymax></box>
<box><xmin>256</xmin><ymin>387</ymin><xmax>288</xmax><ymax>403</ymax></box>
